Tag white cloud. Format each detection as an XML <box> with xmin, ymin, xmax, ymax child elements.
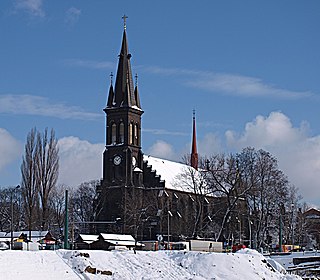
<box><xmin>14</xmin><ymin>0</ymin><xmax>45</xmax><ymax>17</ymax></box>
<box><xmin>225</xmin><ymin>112</ymin><xmax>307</xmax><ymax>149</ymax></box>
<box><xmin>225</xmin><ymin>111</ymin><xmax>320</xmax><ymax>204</ymax></box>
<box><xmin>198</xmin><ymin>133</ymin><xmax>223</xmax><ymax>156</ymax></box>
<box><xmin>63</xmin><ymin>59</ymin><xmax>114</xmax><ymax>70</ymax></box>
<box><xmin>0</xmin><ymin>128</ymin><xmax>22</xmax><ymax>171</ymax></box>
<box><xmin>142</xmin><ymin>65</ymin><xmax>312</xmax><ymax>100</ymax></box>
<box><xmin>187</xmin><ymin>73</ymin><xmax>312</xmax><ymax>99</ymax></box>
<box><xmin>0</xmin><ymin>94</ymin><xmax>100</xmax><ymax>120</ymax></box>
<box><xmin>146</xmin><ymin>140</ymin><xmax>177</xmax><ymax>161</ymax></box>
<box><xmin>58</xmin><ymin>137</ymin><xmax>104</xmax><ymax>187</ymax></box>
<box><xmin>143</xmin><ymin>128</ymin><xmax>187</xmax><ymax>136</ymax></box>
<box><xmin>65</xmin><ymin>7</ymin><xmax>81</xmax><ymax>26</ymax></box>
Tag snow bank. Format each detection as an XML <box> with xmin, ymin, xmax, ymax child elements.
<box><xmin>57</xmin><ymin>249</ymin><xmax>302</xmax><ymax>280</ymax></box>
<box><xmin>0</xmin><ymin>250</ymin><xmax>79</xmax><ymax>279</ymax></box>
<box><xmin>0</xmin><ymin>249</ymin><xmax>302</xmax><ymax>280</ymax></box>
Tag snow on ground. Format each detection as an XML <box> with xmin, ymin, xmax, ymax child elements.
<box><xmin>0</xmin><ymin>248</ymin><xmax>302</xmax><ymax>280</ymax></box>
<box><xmin>269</xmin><ymin>250</ymin><xmax>320</xmax><ymax>270</ymax></box>
<box><xmin>0</xmin><ymin>250</ymin><xmax>80</xmax><ymax>279</ymax></box>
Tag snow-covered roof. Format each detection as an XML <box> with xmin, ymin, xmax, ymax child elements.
<box><xmin>100</xmin><ymin>233</ymin><xmax>135</xmax><ymax>242</ymax></box>
<box><xmin>99</xmin><ymin>233</ymin><xmax>142</xmax><ymax>247</ymax></box>
<box><xmin>79</xmin><ymin>234</ymin><xmax>99</xmax><ymax>244</ymax></box>
<box><xmin>143</xmin><ymin>155</ymin><xmax>200</xmax><ymax>193</ymax></box>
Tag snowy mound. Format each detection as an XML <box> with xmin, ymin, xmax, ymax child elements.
<box><xmin>57</xmin><ymin>249</ymin><xmax>302</xmax><ymax>280</ymax></box>
<box><xmin>0</xmin><ymin>249</ymin><xmax>302</xmax><ymax>280</ymax></box>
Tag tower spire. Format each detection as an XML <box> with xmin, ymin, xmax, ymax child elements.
<box><xmin>191</xmin><ymin>110</ymin><xmax>198</xmax><ymax>170</ymax></box>
<box><xmin>106</xmin><ymin>15</ymin><xmax>141</xmax><ymax>109</ymax></box>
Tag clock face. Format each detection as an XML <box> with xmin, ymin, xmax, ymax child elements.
<box><xmin>132</xmin><ymin>156</ymin><xmax>136</xmax><ymax>167</ymax></box>
<box><xmin>113</xmin><ymin>155</ymin><xmax>122</xmax><ymax>166</ymax></box>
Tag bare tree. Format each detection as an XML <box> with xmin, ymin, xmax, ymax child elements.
<box><xmin>244</xmin><ymin>148</ymin><xmax>289</xmax><ymax>249</ymax></box>
<box><xmin>0</xmin><ymin>187</ymin><xmax>22</xmax><ymax>232</ymax></box>
<box><xmin>21</xmin><ymin>127</ymin><xmax>59</xmax><ymax>235</ymax></box>
<box><xmin>202</xmin><ymin>153</ymin><xmax>253</xmax><ymax>242</ymax></box>
<box><xmin>49</xmin><ymin>184</ymin><xmax>67</xmax><ymax>238</ymax></box>
<box><xmin>70</xmin><ymin>180</ymin><xmax>100</xmax><ymax>226</ymax></box>
<box><xmin>36</xmin><ymin>128</ymin><xmax>59</xmax><ymax>229</ymax></box>
<box><xmin>21</xmin><ymin>128</ymin><xmax>38</xmax><ymax>237</ymax></box>
<box><xmin>174</xmin><ymin>147</ymin><xmax>302</xmax><ymax>250</ymax></box>
<box><xmin>175</xmin><ymin>164</ymin><xmax>211</xmax><ymax>238</ymax></box>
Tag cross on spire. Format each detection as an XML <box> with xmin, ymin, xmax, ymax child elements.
<box><xmin>122</xmin><ymin>14</ymin><xmax>128</xmax><ymax>30</ymax></box>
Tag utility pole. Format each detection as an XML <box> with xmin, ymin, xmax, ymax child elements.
<box><xmin>10</xmin><ymin>185</ymin><xmax>20</xmax><ymax>249</ymax></box>
<box><xmin>64</xmin><ymin>190</ymin><xmax>69</xmax><ymax>249</ymax></box>
<box><xmin>10</xmin><ymin>192</ymin><xmax>13</xmax><ymax>249</ymax></box>
<box><xmin>279</xmin><ymin>214</ymin><xmax>282</xmax><ymax>252</ymax></box>
<box><xmin>279</xmin><ymin>203</ymin><xmax>284</xmax><ymax>252</ymax></box>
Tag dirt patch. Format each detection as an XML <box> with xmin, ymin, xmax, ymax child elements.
<box><xmin>85</xmin><ymin>265</ymin><xmax>112</xmax><ymax>276</ymax></box>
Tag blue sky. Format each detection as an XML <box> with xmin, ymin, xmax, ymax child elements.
<box><xmin>1</xmin><ymin>0</ymin><xmax>320</xmax><ymax>206</ymax></box>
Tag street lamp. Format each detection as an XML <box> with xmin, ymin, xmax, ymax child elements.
<box><xmin>279</xmin><ymin>203</ymin><xmax>285</xmax><ymax>252</ymax></box>
<box><xmin>167</xmin><ymin>210</ymin><xmax>173</xmax><ymax>247</ymax></box>
<box><xmin>291</xmin><ymin>203</ymin><xmax>295</xmax><ymax>246</ymax></box>
<box><xmin>236</xmin><ymin>216</ymin><xmax>241</xmax><ymax>244</ymax></box>
<box><xmin>248</xmin><ymin>219</ymin><xmax>253</xmax><ymax>248</ymax></box>
<box><xmin>11</xmin><ymin>185</ymin><xmax>20</xmax><ymax>249</ymax></box>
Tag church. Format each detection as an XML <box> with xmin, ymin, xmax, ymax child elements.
<box><xmin>96</xmin><ymin>19</ymin><xmax>217</xmax><ymax>241</ymax></box>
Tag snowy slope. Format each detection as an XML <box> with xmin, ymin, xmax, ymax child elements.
<box><xmin>0</xmin><ymin>250</ymin><xmax>80</xmax><ymax>279</ymax></box>
<box><xmin>0</xmin><ymin>249</ymin><xmax>302</xmax><ymax>280</ymax></box>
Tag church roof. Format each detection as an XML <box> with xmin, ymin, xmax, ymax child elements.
<box><xmin>143</xmin><ymin>155</ymin><xmax>209</xmax><ymax>194</ymax></box>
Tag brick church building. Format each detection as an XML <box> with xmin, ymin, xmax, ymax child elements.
<box><xmin>96</xmin><ymin>19</ymin><xmax>217</xmax><ymax>241</ymax></box>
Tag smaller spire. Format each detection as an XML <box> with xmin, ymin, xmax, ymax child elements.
<box><xmin>191</xmin><ymin>110</ymin><xmax>198</xmax><ymax>170</ymax></box>
<box><xmin>122</xmin><ymin>14</ymin><xmax>128</xmax><ymax>30</ymax></box>
<box><xmin>110</xmin><ymin>72</ymin><xmax>113</xmax><ymax>85</ymax></box>
<box><xmin>106</xmin><ymin>82</ymin><xmax>114</xmax><ymax>108</ymax></box>
<box><xmin>135</xmin><ymin>73</ymin><xmax>138</xmax><ymax>87</ymax></box>
<box><xmin>134</xmin><ymin>84</ymin><xmax>141</xmax><ymax>109</ymax></box>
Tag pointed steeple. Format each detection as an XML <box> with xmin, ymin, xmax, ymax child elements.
<box><xmin>107</xmin><ymin>16</ymin><xmax>140</xmax><ymax>109</ymax></box>
<box><xmin>191</xmin><ymin>110</ymin><xmax>198</xmax><ymax>170</ymax></box>
<box><xmin>134</xmin><ymin>73</ymin><xmax>141</xmax><ymax>108</ymax></box>
<box><xmin>107</xmin><ymin>72</ymin><xmax>115</xmax><ymax>107</ymax></box>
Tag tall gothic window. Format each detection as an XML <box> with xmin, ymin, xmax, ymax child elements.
<box><xmin>129</xmin><ymin>122</ymin><xmax>133</xmax><ymax>145</ymax></box>
<box><xmin>135</xmin><ymin>123</ymin><xmax>139</xmax><ymax>145</ymax></box>
<box><xmin>111</xmin><ymin>123</ymin><xmax>117</xmax><ymax>144</ymax></box>
<box><xmin>119</xmin><ymin>122</ymin><xmax>124</xmax><ymax>143</ymax></box>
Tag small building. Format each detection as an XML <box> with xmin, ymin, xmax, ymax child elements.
<box><xmin>304</xmin><ymin>208</ymin><xmax>320</xmax><ymax>219</ymax></box>
<box><xmin>91</xmin><ymin>233</ymin><xmax>143</xmax><ymax>250</ymax></box>
<box><xmin>0</xmin><ymin>231</ymin><xmax>57</xmax><ymax>250</ymax></box>
<box><xmin>303</xmin><ymin>208</ymin><xmax>320</xmax><ymax>249</ymax></box>
<box><xmin>38</xmin><ymin>232</ymin><xmax>59</xmax><ymax>249</ymax></box>
<box><xmin>75</xmin><ymin>234</ymin><xmax>99</xmax><ymax>250</ymax></box>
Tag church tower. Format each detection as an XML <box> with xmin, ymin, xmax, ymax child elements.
<box><xmin>97</xmin><ymin>16</ymin><xmax>144</xmax><ymax>230</ymax></box>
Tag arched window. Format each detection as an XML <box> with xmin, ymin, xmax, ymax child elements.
<box><xmin>119</xmin><ymin>122</ymin><xmax>124</xmax><ymax>143</ymax></box>
<box><xmin>111</xmin><ymin>123</ymin><xmax>117</xmax><ymax>144</ymax></box>
<box><xmin>129</xmin><ymin>122</ymin><xmax>133</xmax><ymax>145</ymax></box>
<box><xmin>135</xmin><ymin>123</ymin><xmax>139</xmax><ymax>145</ymax></box>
